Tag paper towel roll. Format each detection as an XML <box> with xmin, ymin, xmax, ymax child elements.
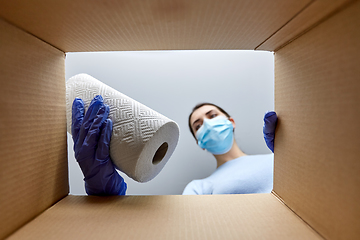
<box><xmin>66</xmin><ymin>74</ymin><xmax>180</xmax><ymax>183</ymax></box>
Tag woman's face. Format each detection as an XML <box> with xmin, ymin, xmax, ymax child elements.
<box><xmin>190</xmin><ymin>105</ymin><xmax>229</xmax><ymax>136</ymax></box>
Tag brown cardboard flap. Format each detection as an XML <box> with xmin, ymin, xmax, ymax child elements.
<box><xmin>0</xmin><ymin>0</ymin><xmax>310</xmax><ymax>52</ymax></box>
<box><xmin>8</xmin><ymin>194</ymin><xmax>321</xmax><ymax>239</ymax></box>
<box><xmin>274</xmin><ymin>1</ymin><xmax>360</xmax><ymax>239</ymax></box>
<box><xmin>0</xmin><ymin>19</ymin><xmax>68</xmax><ymax>239</ymax></box>
<box><xmin>257</xmin><ymin>0</ymin><xmax>352</xmax><ymax>51</ymax></box>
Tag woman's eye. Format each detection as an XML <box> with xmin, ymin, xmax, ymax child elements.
<box><xmin>195</xmin><ymin>125</ymin><xmax>201</xmax><ymax>131</ymax></box>
<box><xmin>210</xmin><ymin>114</ymin><xmax>217</xmax><ymax>118</ymax></box>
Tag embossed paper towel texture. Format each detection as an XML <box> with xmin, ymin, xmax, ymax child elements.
<box><xmin>66</xmin><ymin>74</ymin><xmax>179</xmax><ymax>182</ymax></box>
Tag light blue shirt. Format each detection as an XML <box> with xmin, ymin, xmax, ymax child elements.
<box><xmin>182</xmin><ymin>154</ymin><xmax>274</xmax><ymax>195</ymax></box>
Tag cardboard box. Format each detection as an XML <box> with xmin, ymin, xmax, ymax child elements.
<box><xmin>0</xmin><ymin>0</ymin><xmax>359</xmax><ymax>239</ymax></box>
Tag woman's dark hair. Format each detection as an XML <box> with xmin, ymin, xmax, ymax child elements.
<box><xmin>188</xmin><ymin>103</ymin><xmax>231</xmax><ymax>140</ymax></box>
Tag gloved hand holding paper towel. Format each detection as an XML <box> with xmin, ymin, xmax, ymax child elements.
<box><xmin>66</xmin><ymin>73</ymin><xmax>180</xmax><ymax>183</ymax></box>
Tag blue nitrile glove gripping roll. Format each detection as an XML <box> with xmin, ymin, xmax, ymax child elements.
<box><xmin>67</xmin><ymin>74</ymin><xmax>180</xmax><ymax>183</ymax></box>
<box><xmin>72</xmin><ymin>96</ymin><xmax>127</xmax><ymax>195</ymax></box>
<box><xmin>263</xmin><ymin>111</ymin><xmax>278</xmax><ymax>153</ymax></box>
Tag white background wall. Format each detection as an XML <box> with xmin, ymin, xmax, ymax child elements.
<box><xmin>65</xmin><ymin>50</ymin><xmax>274</xmax><ymax>195</ymax></box>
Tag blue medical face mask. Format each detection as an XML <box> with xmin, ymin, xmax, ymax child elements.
<box><xmin>195</xmin><ymin>115</ymin><xmax>234</xmax><ymax>155</ymax></box>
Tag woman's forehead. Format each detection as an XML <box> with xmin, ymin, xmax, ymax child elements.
<box><xmin>190</xmin><ymin>105</ymin><xmax>220</xmax><ymax>124</ymax></box>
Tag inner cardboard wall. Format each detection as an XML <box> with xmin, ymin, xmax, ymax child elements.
<box><xmin>0</xmin><ymin>19</ymin><xmax>68</xmax><ymax>239</ymax></box>
<box><xmin>0</xmin><ymin>0</ymin><xmax>310</xmax><ymax>52</ymax></box>
<box><xmin>274</xmin><ymin>1</ymin><xmax>360</xmax><ymax>239</ymax></box>
<box><xmin>7</xmin><ymin>194</ymin><xmax>322</xmax><ymax>240</ymax></box>
<box><xmin>257</xmin><ymin>0</ymin><xmax>352</xmax><ymax>51</ymax></box>
<box><xmin>1</xmin><ymin>0</ymin><xmax>359</xmax><ymax>238</ymax></box>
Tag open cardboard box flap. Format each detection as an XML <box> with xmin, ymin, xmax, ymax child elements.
<box><xmin>0</xmin><ymin>0</ymin><xmax>359</xmax><ymax>239</ymax></box>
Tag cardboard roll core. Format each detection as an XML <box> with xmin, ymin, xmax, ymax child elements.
<box><xmin>152</xmin><ymin>142</ymin><xmax>168</xmax><ymax>165</ymax></box>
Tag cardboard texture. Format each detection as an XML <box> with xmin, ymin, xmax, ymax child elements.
<box><xmin>0</xmin><ymin>19</ymin><xmax>68</xmax><ymax>239</ymax></box>
<box><xmin>274</xmin><ymin>1</ymin><xmax>360</xmax><ymax>239</ymax></box>
<box><xmin>8</xmin><ymin>194</ymin><xmax>321</xmax><ymax>240</ymax></box>
<box><xmin>256</xmin><ymin>0</ymin><xmax>353</xmax><ymax>51</ymax></box>
<box><xmin>0</xmin><ymin>0</ymin><xmax>310</xmax><ymax>52</ymax></box>
<box><xmin>0</xmin><ymin>0</ymin><xmax>359</xmax><ymax>239</ymax></box>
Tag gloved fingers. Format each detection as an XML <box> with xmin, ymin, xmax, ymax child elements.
<box><xmin>263</xmin><ymin>111</ymin><xmax>277</xmax><ymax>153</ymax></box>
<box><xmin>264</xmin><ymin>137</ymin><xmax>275</xmax><ymax>153</ymax></box>
<box><xmin>82</xmin><ymin>104</ymin><xmax>110</xmax><ymax>152</ymax></box>
<box><xmin>76</xmin><ymin>95</ymin><xmax>104</xmax><ymax>149</ymax></box>
<box><xmin>118</xmin><ymin>180</ymin><xmax>127</xmax><ymax>195</ymax></box>
<box><xmin>96</xmin><ymin>118</ymin><xmax>113</xmax><ymax>162</ymax></box>
<box><xmin>263</xmin><ymin>111</ymin><xmax>278</xmax><ymax>134</ymax></box>
<box><xmin>82</xmin><ymin>95</ymin><xmax>104</xmax><ymax>129</ymax></box>
<box><xmin>71</xmin><ymin>98</ymin><xmax>85</xmax><ymax>145</ymax></box>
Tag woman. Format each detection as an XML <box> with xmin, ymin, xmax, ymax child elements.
<box><xmin>183</xmin><ymin>103</ymin><xmax>277</xmax><ymax>195</ymax></box>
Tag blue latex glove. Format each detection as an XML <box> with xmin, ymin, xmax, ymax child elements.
<box><xmin>263</xmin><ymin>111</ymin><xmax>278</xmax><ymax>153</ymax></box>
<box><xmin>72</xmin><ymin>95</ymin><xmax>127</xmax><ymax>195</ymax></box>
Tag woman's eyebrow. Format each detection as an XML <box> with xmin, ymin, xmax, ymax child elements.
<box><xmin>205</xmin><ymin>110</ymin><xmax>214</xmax><ymax>116</ymax></box>
<box><xmin>192</xmin><ymin>110</ymin><xmax>216</xmax><ymax>127</ymax></box>
<box><xmin>192</xmin><ymin>119</ymin><xmax>200</xmax><ymax>127</ymax></box>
